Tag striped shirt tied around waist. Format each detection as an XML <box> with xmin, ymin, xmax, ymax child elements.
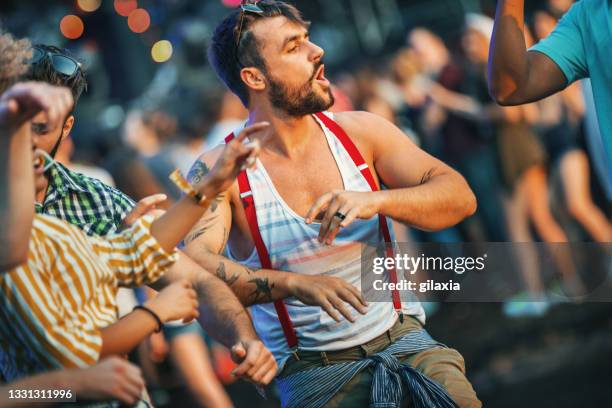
<box><xmin>277</xmin><ymin>329</ymin><xmax>458</xmax><ymax>408</ymax></box>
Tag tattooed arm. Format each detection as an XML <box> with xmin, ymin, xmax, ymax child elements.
<box><xmin>181</xmin><ymin>150</ymin><xmax>368</xmax><ymax>322</ymax></box>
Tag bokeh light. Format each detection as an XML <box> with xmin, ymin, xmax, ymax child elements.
<box><xmin>60</xmin><ymin>15</ymin><xmax>84</xmax><ymax>40</ymax></box>
<box><xmin>127</xmin><ymin>8</ymin><xmax>151</xmax><ymax>33</ymax></box>
<box><xmin>151</xmin><ymin>40</ymin><xmax>173</xmax><ymax>63</ymax></box>
<box><xmin>77</xmin><ymin>0</ymin><xmax>102</xmax><ymax>12</ymax></box>
<box><xmin>222</xmin><ymin>0</ymin><xmax>242</xmax><ymax>6</ymax></box>
<box><xmin>114</xmin><ymin>0</ymin><xmax>138</xmax><ymax>17</ymax></box>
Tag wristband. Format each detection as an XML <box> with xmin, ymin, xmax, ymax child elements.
<box><xmin>169</xmin><ymin>169</ymin><xmax>210</xmax><ymax>207</ymax></box>
<box><xmin>133</xmin><ymin>305</ymin><xmax>163</xmax><ymax>333</ymax></box>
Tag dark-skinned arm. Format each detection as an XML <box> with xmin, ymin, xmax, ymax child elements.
<box><xmin>488</xmin><ymin>0</ymin><xmax>567</xmax><ymax>105</ymax></box>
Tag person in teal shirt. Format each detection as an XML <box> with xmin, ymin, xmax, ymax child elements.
<box><xmin>488</xmin><ymin>0</ymin><xmax>612</xmax><ymax>187</ymax></box>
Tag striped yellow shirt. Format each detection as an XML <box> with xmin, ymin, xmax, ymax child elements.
<box><xmin>0</xmin><ymin>214</ymin><xmax>177</xmax><ymax>381</ymax></box>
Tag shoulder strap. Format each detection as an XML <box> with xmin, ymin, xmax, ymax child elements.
<box><xmin>313</xmin><ymin>112</ymin><xmax>403</xmax><ymax>319</ymax></box>
<box><xmin>224</xmin><ymin>133</ymin><xmax>299</xmax><ymax>348</ymax></box>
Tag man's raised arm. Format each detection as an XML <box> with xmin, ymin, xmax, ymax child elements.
<box><xmin>488</xmin><ymin>0</ymin><xmax>567</xmax><ymax>105</ymax></box>
<box><xmin>0</xmin><ymin>83</ymin><xmax>73</xmax><ymax>270</ymax></box>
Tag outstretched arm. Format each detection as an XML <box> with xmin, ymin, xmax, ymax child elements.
<box><xmin>488</xmin><ymin>0</ymin><xmax>567</xmax><ymax>105</ymax></box>
<box><xmin>155</xmin><ymin>255</ymin><xmax>277</xmax><ymax>385</ymax></box>
<box><xmin>149</xmin><ymin>122</ymin><xmax>269</xmax><ymax>253</ymax></box>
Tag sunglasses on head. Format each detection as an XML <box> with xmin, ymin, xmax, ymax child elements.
<box><xmin>30</xmin><ymin>46</ymin><xmax>81</xmax><ymax>77</ymax></box>
<box><xmin>235</xmin><ymin>0</ymin><xmax>265</xmax><ymax>47</ymax></box>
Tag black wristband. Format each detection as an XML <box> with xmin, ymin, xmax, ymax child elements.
<box><xmin>133</xmin><ymin>305</ymin><xmax>163</xmax><ymax>333</ymax></box>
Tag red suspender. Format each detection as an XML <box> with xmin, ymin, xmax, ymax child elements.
<box><xmin>314</xmin><ymin>112</ymin><xmax>403</xmax><ymax>318</ymax></box>
<box><xmin>224</xmin><ymin>133</ymin><xmax>299</xmax><ymax>348</ymax></box>
<box><xmin>225</xmin><ymin>112</ymin><xmax>403</xmax><ymax>348</ymax></box>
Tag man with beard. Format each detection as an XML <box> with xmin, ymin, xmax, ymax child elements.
<box><xmin>182</xmin><ymin>1</ymin><xmax>480</xmax><ymax>407</ymax></box>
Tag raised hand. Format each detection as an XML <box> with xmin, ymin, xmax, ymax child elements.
<box><xmin>199</xmin><ymin>121</ymin><xmax>271</xmax><ymax>197</ymax></box>
<box><xmin>0</xmin><ymin>82</ymin><xmax>73</xmax><ymax>133</ymax></box>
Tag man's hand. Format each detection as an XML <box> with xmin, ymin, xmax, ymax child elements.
<box><xmin>145</xmin><ymin>279</ymin><xmax>199</xmax><ymax>323</ymax></box>
<box><xmin>74</xmin><ymin>356</ymin><xmax>145</xmax><ymax>405</ymax></box>
<box><xmin>121</xmin><ymin>194</ymin><xmax>167</xmax><ymax>228</ymax></box>
<box><xmin>305</xmin><ymin>190</ymin><xmax>381</xmax><ymax>245</ymax></box>
<box><xmin>0</xmin><ymin>82</ymin><xmax>73</xmax><ymax>132</ymax></box>
<box><xmin>287</xmin><ymin>274</ymin><xmax>368</xmax><ymax>322</ymax></box>
<box><xmin>230</xmin><ymin>340</ymin><xmax>277</xmax><ymax>386</ymax></box>
<box><xmin>199</xmin><ymin>121</ymin><xmax>271</xmax><ymax>197</ymax></box>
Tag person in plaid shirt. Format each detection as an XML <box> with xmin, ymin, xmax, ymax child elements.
<box><xmin>35</xmin><ymin>161</ymin><xmax>135</xmax><ymax>235</ymax></box>
<box><xmin>25</xmin><ymin>45</ymin><xmax>133</xmax><ymax>234</ymax></box>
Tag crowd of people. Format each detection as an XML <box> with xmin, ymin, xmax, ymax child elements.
<box><xmin>0</xmin><ymin>0</ymin><xmax>609</xmax><ymax>407</ymax></box>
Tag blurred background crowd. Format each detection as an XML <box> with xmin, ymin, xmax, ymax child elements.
<box><xmin>1</xmin><ymin>0</ymin><xmax>610</xmax><ymax>407</ymax></box>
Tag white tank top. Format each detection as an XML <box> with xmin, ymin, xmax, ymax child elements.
<box><xmin>227</xmin><ymin>112</ymin><xmax>425</xmax><ymax>367</ymax></box>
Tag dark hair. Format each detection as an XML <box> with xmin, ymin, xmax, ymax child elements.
<box><xmin>26</xmin><ymin>44</ymin><xmax>87</xmax><ymax>105</ymax></box>
<box><xmin>208</xmin><ymin>1</ymin><xmax>309</xmax><ymax>107</ymax></box>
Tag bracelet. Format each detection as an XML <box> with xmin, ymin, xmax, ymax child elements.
<box><xmin>133</xmin><ymin>305</ymin><xmax>163</xmax><ymax>333</ymax></box>
<box><xmin>169</xmin><ymin>169</ymin><xmax>211</xmax><ymax>207</ymax></box>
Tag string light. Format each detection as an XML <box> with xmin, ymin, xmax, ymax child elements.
<box><xmin>114</xmin><ymin>0</ymin><xmax>138</xmax><ymax>17</ymax></box>
<box><xmin>77</xmin><ymin>0</ymin><xmax>102</xmax><ymax>12</ymax></box>
<box><xmin>151</xmin><ymin>40</ymin><xmax>173</xmax><ymax>63</ymax></box>
<box><xmin>60</xmin><ymin>15</ymin><xmax>84</xmax><ymax>40</ymax></box>
<box><xmin>127</xmin><ymin>8</ymin><xmax>151</xmax><ymax>33</ymax></box>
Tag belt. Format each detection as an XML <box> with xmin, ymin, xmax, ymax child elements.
<box><xmin>283</xmin><ymin>315</ymin><xmax>423</xmax><ymax>375</ymax></box>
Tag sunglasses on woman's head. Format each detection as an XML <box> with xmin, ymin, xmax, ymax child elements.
<box><xmin>30</xmin><ymin>46</ymin><xmax>81</xmax><ymax>77</ymax></box>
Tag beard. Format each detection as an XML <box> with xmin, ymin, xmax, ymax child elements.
<box><xmin>267</xmin><ymin>63</ymin><xmax>335</xmax><ymax>117</ymax></box>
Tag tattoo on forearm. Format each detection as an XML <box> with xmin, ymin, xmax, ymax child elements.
<box><xmin>216</xmin><ymin>262</ymin><xmax>239</xmax><ymax>286</ymax></box>
<box><xmin>187</xmin><ymin>160</ymin><xmax>210</xmax><ymax>185</ymax></box>
<box><xmin>248</xmin><ymin>277</ymin><xmax>274</xmax><ymax>303</ymax></box>
<box><xmin>184</xmin><ymin>226</ymin><xmax>210</xmax><ymax>245</ymax></box>
<box><xmin>187</xmin><ymin>161</ymin><xmax>226</xmax><ymax>212</ymax></box>
<box><xmin>419</xmin><ymin>167</ymin><xmax>436</xmax><ymax>185</ymax></box>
